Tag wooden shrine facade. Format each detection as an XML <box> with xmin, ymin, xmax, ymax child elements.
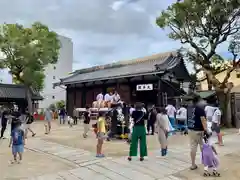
<box><xmin>55</xmin><ymin>51</ymin><xmax>192</xmax><ymax>116</ymax></box>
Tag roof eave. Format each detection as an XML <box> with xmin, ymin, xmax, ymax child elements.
<box><xmin>60</xmin><ymin>70</ymin><xmax>165</xmax><ymax>85</ymax></box>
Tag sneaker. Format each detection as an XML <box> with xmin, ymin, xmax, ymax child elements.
<box><xmin>32</xmin><ymin>133</ymin><xmax>36</xmax><ymax>137</ymax></box>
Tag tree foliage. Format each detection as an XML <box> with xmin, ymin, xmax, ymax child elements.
<box><xmin>56</xmin><ymin>100</ymin><xmax>65</xmax><ymax>109</ymax></box>
<box><xmin>156</xmin><ymin>0</ymin><xmax>240</xmax><ymax>127</ymax></box>
<box><xmin>156</xmin><ymin>0</ymin><xmax>240</xmax><ymax>90</ymax></box>
<box><xmin>0</xmin><ymin>22</ymin><xmax>61</xmax><ymax>112</ymax></box>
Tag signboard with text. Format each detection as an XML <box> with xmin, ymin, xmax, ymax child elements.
<box><xmin>136</xmin><ymin>84</ymin><xmax>153</xmax><ymax>91</ymax></box>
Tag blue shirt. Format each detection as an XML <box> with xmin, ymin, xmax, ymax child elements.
<box><xmin>11</xmin><ymin>128</ymin><xmax>24</xmax><ymax>145</ymax></box>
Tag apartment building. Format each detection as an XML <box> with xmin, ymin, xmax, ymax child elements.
<box><xmin>38</xmin><ymin>35</ymin><xmax>73</xmax><ymax>108</ymax></box>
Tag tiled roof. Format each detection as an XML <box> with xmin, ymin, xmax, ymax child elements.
<box><xmin>0</xmin><ymin>84</ymin><xmax>43</xmax><ymax>100</ymax></box>
<box><xmin>60</xmin><ymin>51</ymin><xmax>185</xmax><ymax>85</ymax></box>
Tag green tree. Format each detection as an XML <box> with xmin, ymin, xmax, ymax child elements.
<box><xmin>0</xmin><ymin>22</ymin><xmax>61</xmax><ymax>113</ymax></box>
<box><xmin>56</xmin><ymin>100</ymin><xmax>65</xmax><ymax>110</ymax></box>
<box><xmin>156</xmin><ymin>0</ymin><xmax>240</xmax><ymax>127</ymax></box>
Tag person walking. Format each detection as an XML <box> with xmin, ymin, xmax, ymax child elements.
<box><xmin>73</xmin><ymin>107</ymin><xmax>79</xmax><ymax>125</ymax></box>
<box><xmin>83</xmin><ymin>106</ymin><xmax>91</xmax><ymax>138</ymax></box>
<box><xmin>9</xmin><ymin>121</ymin><xmax>25</xmax><ymax>164</ymax></box>
<box><xmin>156</xmin><ymin>107</ymin><xmax>170</xmax><ymax>156</ymax></box>
<box><xmin>44</xmin><ymin>108</ymin><xmax>52</xmax><ymax>134</ymax></box>
<box><xmin>0</xmin><ymin>108</ymin><xmax>9</xmax><ymax>139</ymax></box>
<box><xmin>59</xmin><ymin>107</ymin><xmax>66</xmax><ymax>124</ymax></box>
<box><xmin>188</xmin><ymin>96</ymin><xmax>207</xmax><ymax>170</ymax></box>
<box><xmin>24</xmin><ymin>111</ymin><xmax>36</xmax><ymax>138</ymax></box>
<box><xmin>212</xmin><ymin>105</ymin><xmax>223</xmax><ymax>146</ymax></box>
<box><xmin>147</xmin><ymin>107</ymin><xmax>157</xmax><ymax>135</ymax></box>
<box><xmin>165</xmin><ymin>104</ymin><xmax>176</xmax><ymax>127</ymax></box>
<box><xmin>128</xmin><ymin>102</ymin><xmax>147</xmax><ymax>161</ymax></box>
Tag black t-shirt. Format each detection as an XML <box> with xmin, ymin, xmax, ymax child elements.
<box><xmin>192</xmin><ymin>106</ymin><xmax>205</xmax><ymax>131</ymax></box>
<box><xmin>132</xmin><ymin>110</ymin><xmax>145</xmax><ymax>126</ymax></box>
<box><xmin>149</xmin><ymin>110</ymin><xmax>156</xmax><ymax>122</ymax></box>
<box><xmin>83</xmin><ymin>111</ymin><xmax>90</xmax><ymax>124</ymax></box>
<box><xmin>1</xmin><ymin>111</ymin><xmax>8</xmax><ymax>125</ymax></box>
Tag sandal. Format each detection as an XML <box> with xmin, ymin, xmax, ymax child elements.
<box><xmin>190</xmin><ymin>165</ymin><xmax>198</xmax><ymax>170</ymax></box>
<box><xmin>203</xmin><ymin>170</ymin><xmax>211</xmax><ymax>177</ymax></box>
<box><xmin>213</xmin><ymin>170</ymin><xmax>220</xmax><ymax>177</ymax></box>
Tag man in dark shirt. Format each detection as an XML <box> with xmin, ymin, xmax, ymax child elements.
<box><xmin>83</xmin><ymin>106</ymin><xmax>91</xmax><ymax>138</ymax></box>
<box><xmin>1</xmin><ymin>108</ymin><xmax>9</xmax><ymax>139</ymax></box>
<box><xmin>11</xmin><ymin>109</ymin><xmax>21</xmax><ymax>132</ymax></box>
<box><xmin>189</xmin><ymin>96</ymin><xmax>207</xmax><ymax>170</ymax></box>
<box><xmin>147</xmin><ymin>107</ymin><xmax>157</xmax><ymax>135</ymax></box>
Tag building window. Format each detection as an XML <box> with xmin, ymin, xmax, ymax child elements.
<box><xmin>53</xmin><ymin>66</ymin><xmax>56</xmax><ymax>70</ymax></box>
<box><xmin>52</xmin><ymin>96</ymin><xmax>55</xmax><ymax>99</ymax></box>
<box><xmin>53</xmin><ymin>76</ymin><xmax>56</xmax><ymax>79</ymax></box>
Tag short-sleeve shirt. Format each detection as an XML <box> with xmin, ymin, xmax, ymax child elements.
<box><xmin>98</xmin><ymin>117</ymin><xmax>106</xmax><ymax>133</ymax></box>
<box><xmin>165</xmin><ymin>105</ymin><xmax>176</xmax><ymax>118</ymax></box>
<box><xmin>204</xmin><ymin>105</ymin><xmax>215</xmax><ymax>117</ymax></box>
<box><xmin>212</xmin><ymin>109</ymin><xmax>221</xmax><ymax>123</ymax></box>
<box><xmin>132</xmin><ymin>110</ymin><xmax>145</xmax><ymax>126</ymax></box>
<box><xmin>11</xmin><ymin>128</ymin><xmax>24</xmax><ymax>145</ymax></box>
<box><xmin>83</xmin><ymin>111</ymin><xmax>90</xmax><ymax>124</ymax></box>
<box><xmin>192</xmin><ymin>106</ymin><xmax>205</xmax><ymax>131</ymax></box>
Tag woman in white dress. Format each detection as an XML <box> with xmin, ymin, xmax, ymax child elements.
<box><xmin>156</xmin><ymin>107</ymin><xmax>170</xmax><ymax>156</ymax></box>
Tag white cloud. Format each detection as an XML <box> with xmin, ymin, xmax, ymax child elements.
<box><xmin>0</xmin><ymin>0</ymin><xmax>233</xmax><ymax>83</ymax></box>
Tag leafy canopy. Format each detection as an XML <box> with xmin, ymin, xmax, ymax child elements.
<box><xmin>156</xmin><ymin>0</ymin><xmax>240</xmax><ymax>87</ymax></box>
<box><xmin>0</xmin><ymin>22</ymin><xmax>61</xmax><ymax>91</ymax></box>
<box><xmin>56</xmin><ymin>100</ymin><xmax>65</xmax><ymax>109</ymax></box>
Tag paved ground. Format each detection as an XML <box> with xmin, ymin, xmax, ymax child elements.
<box><xmin>1</xmin><ymin>120</ymin><xmax>240</xmax><ymax>180</ymax></box>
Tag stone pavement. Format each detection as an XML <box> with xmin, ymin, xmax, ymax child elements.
<box><xmin>23</xmin><ymin>133</ymin><xmax>240</xmax><ymax>180</ymax></box>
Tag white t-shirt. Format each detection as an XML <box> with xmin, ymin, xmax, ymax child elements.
<box><xmin>104</xmin><ymin>94</ymin><xmax>113</xmax><ymax>101</ymax></box>
<box><xmin>165</xmin><ymin>105</ymin><xmax>176</xmax><ymax>118</ymax></box>
<box><xmin>212</xmin><ymin>108</ymin><xmax>221</xmax><ymax>124</ymax></box>
<box><xmin>129</xmin><ymin>108</ymin><xmax>135</xmax><ymax>115</ymax></box>
<box><xmin>204</xmin><ymin>105</ymin><xmax>215</xmax><ymax>117</ymax></box>
<box><xmin>176</xmin><ymin>107</ymin><xmax>187</xmax><ymax>120</ymax></box>
<box><xmin>96</xmin><ymin>93</ymin><xmax>103</xmax><ymax>101</ymax></box>
<box><xmin>112</xmin><ymin>94</ymin><xmax>120</xmax><ymax>103</ymax></box>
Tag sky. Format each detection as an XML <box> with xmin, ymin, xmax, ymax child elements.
<box><xmin>0</xmin><ymin>0</ymin><xmax>232</xmax><ymax>83</ymax></box>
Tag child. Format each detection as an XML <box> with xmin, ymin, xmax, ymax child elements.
<box><xmin>68</xmin><ymin>116</ymin><xmax>74</xmax><ymax>128</ymax></box>
<box><xmin>96</xmin><ymin>111</ymin><xmax>106</xmax><ymax>157</ymax></box>
<box><xmin>202</xmin><ymin>131</ymin><xmax>220</xmax><ymax>177</ymax></box>
<box><xmin>9</xmin><ymin>121</ymin><xmax>25</xmax><ymax>164</ymax></box>
<box><xmin>83</xmin><ymin>106</ymin><xmax>91</xmax><ymax>138</ymax></box>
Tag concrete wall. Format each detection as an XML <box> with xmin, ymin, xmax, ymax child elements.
<box><xmin>199</xmin><ymin>70</ymin><xmax>240</xmax><ymax>90</ymax></box>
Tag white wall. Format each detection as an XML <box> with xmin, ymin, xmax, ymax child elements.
<box><xmin>39</xmin><ymin>35</ymin><xmax>73</xmax><ymax>108</ymax></box>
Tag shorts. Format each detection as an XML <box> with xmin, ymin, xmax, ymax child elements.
<box><xmin>97</xmin><ymin>132</ymin><xmax>105</xmax><ymax>140</ymax></box>
<box><xmin>189</xmin><ymin>131</ymin><xmax>203</xmax><ymax>152</ymax></box>
<box><xmin>212</xmin><ymin>123</ymin><xmax>220</xmax><ymax>134</ymax></box>
<box><xmin>12</xmin><ymin>145</ymin><xmax>24</xmax><ymax>155</ymax></box>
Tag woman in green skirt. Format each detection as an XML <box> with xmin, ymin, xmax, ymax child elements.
<box><xmin>128</xmin><ymin>103</ymin><xmax>147</xmax><ymax>161</ymax></box>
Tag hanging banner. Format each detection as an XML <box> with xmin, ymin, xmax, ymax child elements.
<box><xmin>136</xmin><ymin>84</ymin><xmax>153</xmax><ymax>91</ymax></box>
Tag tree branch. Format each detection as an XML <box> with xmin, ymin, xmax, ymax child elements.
<box><xmin>221</xmin><ymin>59</ymin><xmax>240</xmax><ymax>86</ymax></box>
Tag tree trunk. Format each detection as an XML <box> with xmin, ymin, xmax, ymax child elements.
<box><xmin>216</xmin><ymin>90</ymin><xmax>232</xmax><ymax>127</ymax></box>
<box><xmin>25</xmin><ymin>86</ymin><xmax>33</xmax><ymax>114</ymax></box>
<box><xmin>206</xmin><ymin>75</ymin><xmax>212</xmax><ymax>90</ymax></box>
